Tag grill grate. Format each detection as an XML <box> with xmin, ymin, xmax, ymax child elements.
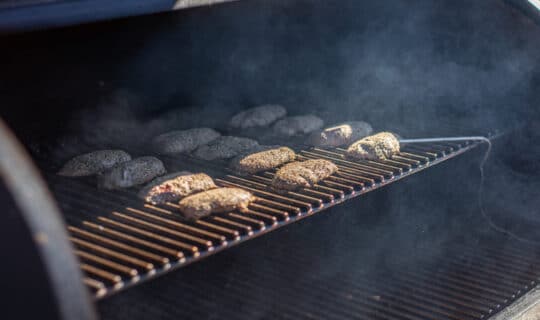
<box><xmin>97</xmin><ymin>224</ymin><xmax>540</xmax><ymax>320</ymax></box>
<box><xmin>45</xmin><ymin>141</ymin><xmax>479</xmax><ymax>299</ymax></box>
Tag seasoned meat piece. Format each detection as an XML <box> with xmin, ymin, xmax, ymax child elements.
<box><xmin>178</xmin><ymin>187</ymin><xmax>255</xmax><ymax>220</ymax></box>
<box><xmin>230</xmin><ymin>146</ymin><xmax>296</xmax><ymax>175</ymax></box>
<box><xmin>98</xmin><ymin>156</ymin><xmax>166</xmax><ymax>189</ymax></box>
<box><xmin>272</xmin><ymin>115</ymin><xmax>324</xmax><ymax>136</ymax></box>
<box><xmin>271</xmin><ymin>159</ymin><xmax>338</xmax><ymax>192</ymax></box>
<box><xmin>152</xmin><ymin>128</ymin><xmax>221</xmax><ymax>154</ymax></box>
<box><xmin>346</xmin><ymin>132</ymin><xmax>400</xmax><ymax>161</ymax></box>
<box><xmin>193</xmin><ymin>136</ymin><xmax>259</xmax><ymax>160</ymax></box>
<box><xmin>307</xmin><ymin>121</ymin><xmax>373</xmax><ymax>147</ymax></box>
<box><xmin>58</xmin><ymin>150</ymin><xmax>131</xmax><ymax>177</ymax></box>
<box><xmin>229</xmin><ymin>105</ymin><xmax>287</xmax><ymax>129</ymax></box>
<box><xmin>138</xmin><ymin>172</ymin><xmax>217</xmax><ymax>204</ymax></box>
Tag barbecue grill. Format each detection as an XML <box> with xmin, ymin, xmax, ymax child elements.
<box><xmin>1</xmin><ymin>0</ymin><xmax>540</xmax><ymax>319</ymax></box>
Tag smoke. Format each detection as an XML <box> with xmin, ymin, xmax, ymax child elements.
<box><xmin>48</xmin><ymin>0</ymin><xmax>539</xmax><ymax>270</ymax></box>
<box><xmin>104</xmin><ymin>0</ymin><xmax>538</xmax><ymax>136</ymax></box>
<box><xmin>2</xmin><ymin>0</ymin><xmax>540</xmax><ymax>318</ymax></box>
<box><xmin>41</xmin><ymin>0</ymin><xmax>539</xmax><ymax>160</ymax></box>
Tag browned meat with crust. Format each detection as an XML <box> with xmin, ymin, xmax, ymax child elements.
<box><xmin>346</xmin><ymin>132</ymin><xmax>400</xmax><ymax>161</ymax></box>
<box><xmin>193</xmin><ymin>136</ymin><xmax>259</xmax><ymax>160</ymax></box>
<box><xmin>307</xmin><ymin>121</ymin><xmax>373</xmax><ymax>147</ymax></box>
<box><xmin>272</xmin><ymin>115</ymin><xmax>324</xmax><ymax>136</ymax></box>
<box><xmin>229</xmin><ymin>105</ymin><xmax>287</xmax><ymax>129</ymax></box>
<box><xmin>138</xmin><ymin>172</ymin><xmax>217</xmax><ymax>204</ymax></box>
<box><xmin>58</xmin><ymin>150</ymin><xmax>131</xmax><ymax>177</ymax></box>
<box><xmin>98</xmin><ymin>157</ymin><xmax>166</xmax><ymax>189</ymax></box>
<box><xmin>271</xmin><ymin>159</ymin><xmax>338</xmax><ymax>192</ymax></box>
<box><xmin>152</xmin><ymin>128</ymin><xmax>221</xmax><ymax>154</ymax></box>
<box><xmin>178</xmin><ymin>187</ymin><xmax>255</xmax><ymax>220</ymax></box>
<box><xmin>230</xmin><ymin>146</ymin><xmax>296</xmax><ymax>175</ymax></box>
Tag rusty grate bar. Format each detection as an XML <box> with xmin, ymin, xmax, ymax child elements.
<box><xmin>46</xmin><ymin>141</ymin><xmax>480</xmax><ymax>299</ymax></box>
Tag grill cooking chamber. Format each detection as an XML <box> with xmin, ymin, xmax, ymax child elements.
<box><xmin>1</xmin><ymin>1</ymin><xmax>540</xmax><ymax>319</ymax></box>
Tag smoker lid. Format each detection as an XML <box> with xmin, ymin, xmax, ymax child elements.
<box><xmin>0</xmin><ymin>0</ymin><xmax>239</xmax><ymax>34</ymax></box>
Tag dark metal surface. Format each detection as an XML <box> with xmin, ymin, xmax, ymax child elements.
<box><xmin>0</xmin><ymin>0</ymin><xmax>239</xmax><ymax>33</ymax></box>
<box><xmin>43</xmin><ymin>140</ymin><xmax>480</xmax><ymax>299</ymax></box>
<box><xmin>0</xmin><ymin>119</ymin><xmax>97</xmax><ymax>320</ymax></box>
<box><xmin>504</xmin><ymin>0</ymin><xmax>540</xmax><ymax>23</ymax></box>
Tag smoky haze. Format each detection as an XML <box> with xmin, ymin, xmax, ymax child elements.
<box><xmin>39</xmin><ymin>0</ymin><xmax>539</xmax><ymax>156</ymax></box>
<box><xmin>111</xmin><ymin>0</ymin><xmax>539</xmax><ymax>136</ymax></box>
<box><xmin>61</xmin><ymin>2</ymin><xmax>539</xmax><ymax>319</ymax></box>
<box><xmin>14</xmin><ymin>0</ymin><xmax>538</xmax><ymax>275</ymax></box>
<box><xmin>20</xmin><ymin>0</ymin><xmax>533</xmax><ymax>159</ymax></box>
<box><xmin>2</xmin><ymin>1</ymin><xmax>540</xmax><ymax>319</ymax></box>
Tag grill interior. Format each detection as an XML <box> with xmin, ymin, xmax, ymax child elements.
<box><xmin>2</xmin><ymin>1</ymin><xmax>539</xmax><ymax>318</ymax></box>
<box><xmin>41</xmin><ymin>140</ymin><xmax>480</xmax><ymax>299</ymax></box>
